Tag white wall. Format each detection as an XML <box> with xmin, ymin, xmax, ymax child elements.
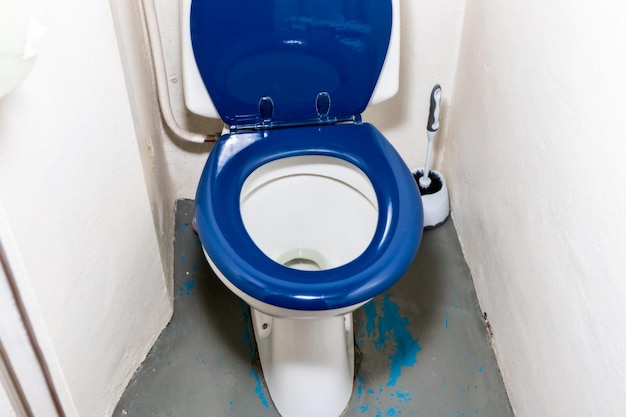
<box><xmin>364</xmin><ymin>0</ymin><xmax>466</xmax><ymax>171</ymax></box>
<box><xmin>151</xmin><ymin>0</ymin><xmax>466</xmax><ymax>198</ymax></box>
<box><xmin>0</xmin><ymin>229</ymin><xmax>61</xmax><ymax>416</ymax></box>
<box><xmin>109</xmin><ymin>0</ymin><xmax>178</xmax><ymax>292</ymax></box>
<box><xmin>0</xmin><ymin>384</ymin><xmax>16</xmax><ymax>417</ymax></box>
<box><xmin>0</xmin><ymin>0</ymin><xmax>172</xmax><ymax>415</ymax></box>
<box><xmin>444</xmin><ymin>0</ymin><xmax>626</xmax><ymax>416</ymax></box>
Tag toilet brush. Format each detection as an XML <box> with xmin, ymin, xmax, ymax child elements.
<box><xmin>418</xmin><ymin>84</ymin><xmax>441</xmax><ymax>189</ymax></box>
<box><xmin>413</xmin><ymin>84</ymin><xmax>450</xmax><ymax>228</ymax></box>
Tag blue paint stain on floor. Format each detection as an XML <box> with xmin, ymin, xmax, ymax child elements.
<box><xmin>352</xmin><ymin>378</ymin><xmax>417</xmax><ymax>415</ymax></box>
<box><xmin>364</xmin><ymin>295</ymin><xmax>422</xmax><ymax>388</ymax></box>
<box><xmin>239</xmin><ymin>301</ymin><xmax>271</xmax><ymax>411</ymax></box>
<box><xmin>357</xmin><ymin>383</ymin><xmax>364</xmax><ymax>399</ymax></box>
<box><xmin>240</xmin><ymin>301</ymin><xmax>254</xmax><ymax>357</ymax></box>
<box><xmin>372</xmin><ymin>294</ymin><xmax>422</xmax><ymax>387</ymax></box>
<box><xmin>395</xmin><ymin>390</ymin><xmax>412</xmax><ymax>403</ymax></box>
<box><xmin>352</xmin><ymin>294</ymin><xmax>426</xmax><ymax>415</ymax></box>
<box><xmin>177</xmin><ymin>279</ymin><xmax>196</xmax><ymax>297</ymax></box>
<box><xmin>250</xmin><ymin>368</ymin><xmax>270</xmax><ymax>409</ymax></box>
<box><xmin>438</xmin><ymin>379</ymin><xmax>447</xmax><ymax>392</ymax></box>
<box><xmin>364</xmin><ymin>301</ymin><xmax>378</xmax><ymax>338</ymax></box>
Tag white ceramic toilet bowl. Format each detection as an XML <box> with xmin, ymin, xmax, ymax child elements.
<box><xmin>195</xmin><ymin>124</ymin><xmax>423</xmax><ymax>417</ymax></box>
<box><xmin>204</xmin><ymin>155</ymin><xmax>377</xmax><ymax>417</ymax></box>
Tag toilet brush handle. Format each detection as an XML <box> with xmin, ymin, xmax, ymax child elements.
<box><xmin>423</xmin><ymin>131</ymin><xmax>435</xmax><ymax>174</ymax></box>
<box><xmin>419</xmin><ymin>131</ymin><xmax>435</xmax><ymax>188</ymax></box>
<box><xmin>420</xmin><ymin>85</ymin><xmax>442</xmax><ymax>189</ymax></box>
<box><xmin>427</xmin><ymin>84</ymin><xmax>442</xmax><ymax>132</ymax></box>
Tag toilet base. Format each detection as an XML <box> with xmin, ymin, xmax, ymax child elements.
<box><xmin>251</xmin><ymin>308</ymin><xmax>355</xmax><ymax>417</ymax></box>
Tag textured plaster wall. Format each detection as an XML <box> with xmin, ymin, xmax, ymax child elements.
<box><xmin>444</xmin><ymin>1</ymin><xmax>626</xmax><ymax>416</ymax></box>
<box><xmin>0</xmin><ymin>0</ymin><xmax>172</xmax><ymax>415</ymax></box>
<box><xmin>109</xmin><ymin>0</ymin><xmax>177</xmax><ymax>292</ymax></box>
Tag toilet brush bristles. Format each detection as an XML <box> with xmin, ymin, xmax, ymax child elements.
<box><xmin>414</xmin><ymin>170</ymin><xmax>443</xmax><ymax>195</ymax></box>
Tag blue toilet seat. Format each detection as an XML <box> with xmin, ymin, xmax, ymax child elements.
<box><xmin>195</xmin><ymin>123</ymin><xmax>423</xmax><ymax>311</ymax></box>
<box><xmin>191</xmin><ymin>0</ymin><xmax>423</xmax><ymax>310</ymax></box>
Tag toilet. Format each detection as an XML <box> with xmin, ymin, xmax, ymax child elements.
<box><xmin>182</xmin><ymin>0</ymin><xmax>423</xmax><ymax>416</ymax></box>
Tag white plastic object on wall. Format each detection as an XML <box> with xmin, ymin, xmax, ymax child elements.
<box><xmin>0</xmin><ymin>0</ymin><xmax>45</xmax><ymax>98</ymax></box>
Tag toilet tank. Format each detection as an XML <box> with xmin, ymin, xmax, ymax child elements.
<box><xmin>180</xmin><ymin>0</ymin><xmax>401</xmax><ymax>119</ymax></box>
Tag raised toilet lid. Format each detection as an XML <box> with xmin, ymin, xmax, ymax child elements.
<box><xmin>190</xmin><ymin>0</ymin><xmax>393</xmax><ymax>129</ymax></box>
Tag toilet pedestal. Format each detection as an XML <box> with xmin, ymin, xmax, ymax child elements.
<box><xmin>251</xmin><ymin>309</ymin><xmax>355</xmax><ymax>417</ymax></box>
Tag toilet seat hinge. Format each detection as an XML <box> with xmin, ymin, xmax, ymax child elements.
<box><xmin>259</xmin><ymin>96</ymin><xmax>274</xmax><ymax>129</ymax></box>
<box><xmin>228</xmin><ymin>93</ymin><xmax>362</xmax><ymax>133</ymax></box>
<box><xmin>316</xmin><ymin>92</ymin><xmax>331</xmax><ymax>122</ymax></box>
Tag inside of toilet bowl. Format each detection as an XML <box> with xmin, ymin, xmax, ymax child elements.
<box><xmin>240</xmin><ymin>155</ymin><xmax>379</xmax><ymax>271</ymax></box>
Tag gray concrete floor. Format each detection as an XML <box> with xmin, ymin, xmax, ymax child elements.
<box><xmin>114</xmin><ymin>199</ymin><xmax>514</xmax><ymax>417</ymax></box>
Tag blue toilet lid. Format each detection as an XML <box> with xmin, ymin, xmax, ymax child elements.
<box><xmin>190</xmin><ymin>0</ymin><xmax>392</xmax><ymax>129</ymax></box>
<box><xmin>195</xmin><ymin>123</ymin><xmax>423</xmax><ymax>311</ymax></box>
